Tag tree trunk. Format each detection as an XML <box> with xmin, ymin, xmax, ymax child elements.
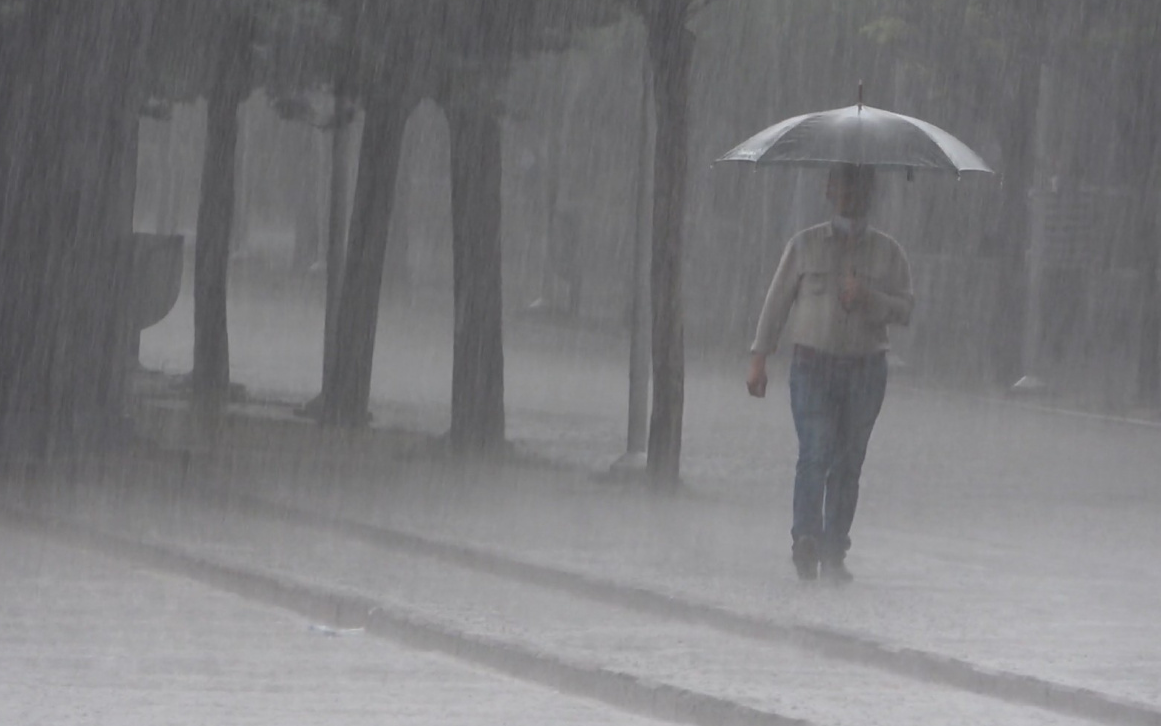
<box><xmin>1117</xmin><ymin>0</ymin><xmax>1160</xmax><ymax>408</ymax></box>
<box><xmin>322</xmin><ymin>93</ymin><xmax>410</xmax><ymax>426</ymax></box>
<box><xmin>317</xmin><ymin>107</ymin><xmax>358</xmax><ymax>411</ymax></box>
<box><xmin>537</xmin><ymin>52</ymin><xmax>573</xmax><ymax>304</ymax></box>
<box><xmin>1130</xmin><ymin>53</ymin><xmax>1161</xmax><ymax>409</ymax></box>
<box><xmin>0</xmin><ymin>3</ymin><xmax>60</xmax><ymax>457</ymax></box>
<box><xmin>57</xmin><ymin>6</ymin><xmax>140</xmax><ymax>453</ymax></box>
<box><xmin>987</xmin><ymin>54</ymin><xmax>1041</xmax><ymax>385</ymax></box>
<box><xmin>192</xmin><ymin>12</ymin><xmax>252</xmax><ymax>416</ymax></box>
<box><xmin>644</xmin><ymin>9</ymin><xmax>694</xmax><ymax>485</ymax></box>
<box><xmin>0</xmin><ymin>2</ymin><xmax>142</xmax><ymax>458</ymax></box>
<box><xmin>626</xmin><ymin>49</ymin><xmax>654</xmax><ymax>457</ymax></box>
<box><xmin>1138</xmin><ymin>214</ymin><xmax>1160</xmax><ymax>407</ymax></box>
<box><xmin>446</xmin><ymin>103</ymin><xmax>506</xmax><ymax>454</ymax></box>
<box><xmin>312</xmin><ymin>0</ymin><xmax>359</xmax><ymax>418</ymax></box>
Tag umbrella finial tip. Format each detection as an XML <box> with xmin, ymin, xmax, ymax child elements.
<box><xmin>858</xmin><ymin>80</ymin><xmax>864</xmax><ymax>109</ymax></box>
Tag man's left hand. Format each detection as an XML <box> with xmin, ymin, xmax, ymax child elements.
<box><xmin>839</xmin><ymin>274</ymin><xmax>865</xmax><ymax>310</ymax></box>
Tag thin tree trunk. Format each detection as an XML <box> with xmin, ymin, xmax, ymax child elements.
<box><xmin>644</xmin><ymin>10</ymin><xmax>693</xmax><ymax>485</ymax></box>
<box><xmin>538</xmin><ymin>53</ymin><xmax>571</xmax><ymax>303</ymax></box>
<box><xmin>627</xmin><ymin>49</ymin><xmax>654</xmax><ymax>456</ymax></box>
<box><xmin>192</xmin><ymin>12</ymin><xmax>252</xmax><ymax>416</ymax></box>
<box><xmin>980</xmin><ymin>7</ymin><xmax>1043</xmax><ymax>386</ymax></box>
<box><xmin>1130</xmin><ymin>4</ymin><xmax>1161</xmax><ymax>408</ymax></box>
<box><xmin>314</xmin><ymin>0</ymin><xmax>359</xmax><ymax>418</ymax></box>
<box><xmin>446</xmin><ymin>104</ymin><xmax>506</xmax><ymax>453</ymax></box>
<box><xmin>988</xmin><ymin>57</ymin><xmax>1040</xmax><ymax>385</ymax></box>
<box><xmin>1018</xmin><ymin>59</ymin><xmax>1060</xmax><ymax>388</ymax></box>
<box><xmin>318</xmin><ymin>108</ymin><xmax>357</xmax><ymax>409</ymax></box>
<box><xmin>1139</xmin><ymin>215</ymin><xmax>1160</xmax><ymax>407</ymax></box>
<box><xmin>322</xmin><ymin>93</ymin><xmax>409</xmax><ymax>426</ymax></box>
<box><xmin>192</xmin><ymin>88</ymin><xmax>237</xmax><ymax>411</ymax></box>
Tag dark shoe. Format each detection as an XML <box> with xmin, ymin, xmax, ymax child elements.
<box><xmin>791</xmin><ymin>536</ymin><xmax>819</xmax><ymax>581</ymax></box>
<box><xmin>820</xmin><ymin>558</ymin><xmax>854</xmax><ymax>584</ymax></box>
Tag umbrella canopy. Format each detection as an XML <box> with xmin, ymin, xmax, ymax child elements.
<box><xmin>717</xmin><ymin>104</ymin><xmax>993</xmax><ymax>175</ymax></box>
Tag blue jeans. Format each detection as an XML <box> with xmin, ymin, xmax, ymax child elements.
<box><xmin>789</xmin><ymin>346</ymin><xmax>887</xmax><ymax>561</ymax></box>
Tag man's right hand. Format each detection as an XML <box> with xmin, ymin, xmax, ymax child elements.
<box><xmin>746</xmin><ymin>354</ymin><xmax>769</xmax><ymax>398</ymax></box>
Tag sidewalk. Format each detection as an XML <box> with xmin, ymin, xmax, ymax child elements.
<box><xmin>160</xmin><ymin>434</ymin><xmax>1161</xmax><ymax>712</ymax></box>
<box><xmin>124</xmin><ymin>281</ymin><xmax>1161</xmax><ymax>711</ymax></box>
<box><xmin>0</xmin><ymin>518</ymin><xmax>675</xmax><ymax>726</ymax></box>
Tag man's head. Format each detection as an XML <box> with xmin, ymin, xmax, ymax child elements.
<box><xmin>826</xmin><ymin>163</ymin><xmax>876</xmax><ymax>219</ymax></box>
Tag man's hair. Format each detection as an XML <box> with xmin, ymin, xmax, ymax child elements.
<box><xmin>828</xmin><ymin>163</ymin><xmax>876</xmax><ymax>197</ymax></box>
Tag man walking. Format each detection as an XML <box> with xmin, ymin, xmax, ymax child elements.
<box><xmin>746</xmin><ymin>163</ymin><xmax>913</xmax><ymax>582</ymax></box>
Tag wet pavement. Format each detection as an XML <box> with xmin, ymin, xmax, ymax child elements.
<box><xmin>0</xmin><ymin>520</ymin><xmax>676</xmax><ymax>726</ymax></box>
<box><xmin>2</xmin><ymin>284</ymin><xmax>1157</xmax><ymax>724</ymax></box>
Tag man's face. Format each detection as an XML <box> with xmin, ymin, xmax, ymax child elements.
<box><xmin>826</xmin><ymin>169</ymin><xmax>874</xmax><ymax>218</ymax></box>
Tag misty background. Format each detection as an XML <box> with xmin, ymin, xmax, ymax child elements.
<box><xmin>1</xmin><ymin>0</ymin><xmax>1158</xmax><ymax>477</ymax></box>
<box><xmin>131</xmin><ymin>1</ymin><xmax>1160</xmax><ymax>409</ymax></box>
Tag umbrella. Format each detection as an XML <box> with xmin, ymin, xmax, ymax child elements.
<box><xmin>717</xmin><ymin>100</ymin><xmax>993</xmax><ymax>176</ymax></box>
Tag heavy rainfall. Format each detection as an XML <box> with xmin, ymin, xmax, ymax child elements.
<box><xmin>1</xmin><ymin>1</ymin><xmax>1159</xmax><ymax>724</ymax></box>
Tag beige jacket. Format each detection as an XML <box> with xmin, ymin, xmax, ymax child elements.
<box><xmin>751</xmin><ymin>221</ymin><xmax>914</xmax><ymax>357</ymax></box>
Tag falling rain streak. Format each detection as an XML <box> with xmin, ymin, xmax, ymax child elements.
<box><xmin>0</xmin><ymin>2</ymin><xmax>1159</xmax><ymax>724</ymax></box>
